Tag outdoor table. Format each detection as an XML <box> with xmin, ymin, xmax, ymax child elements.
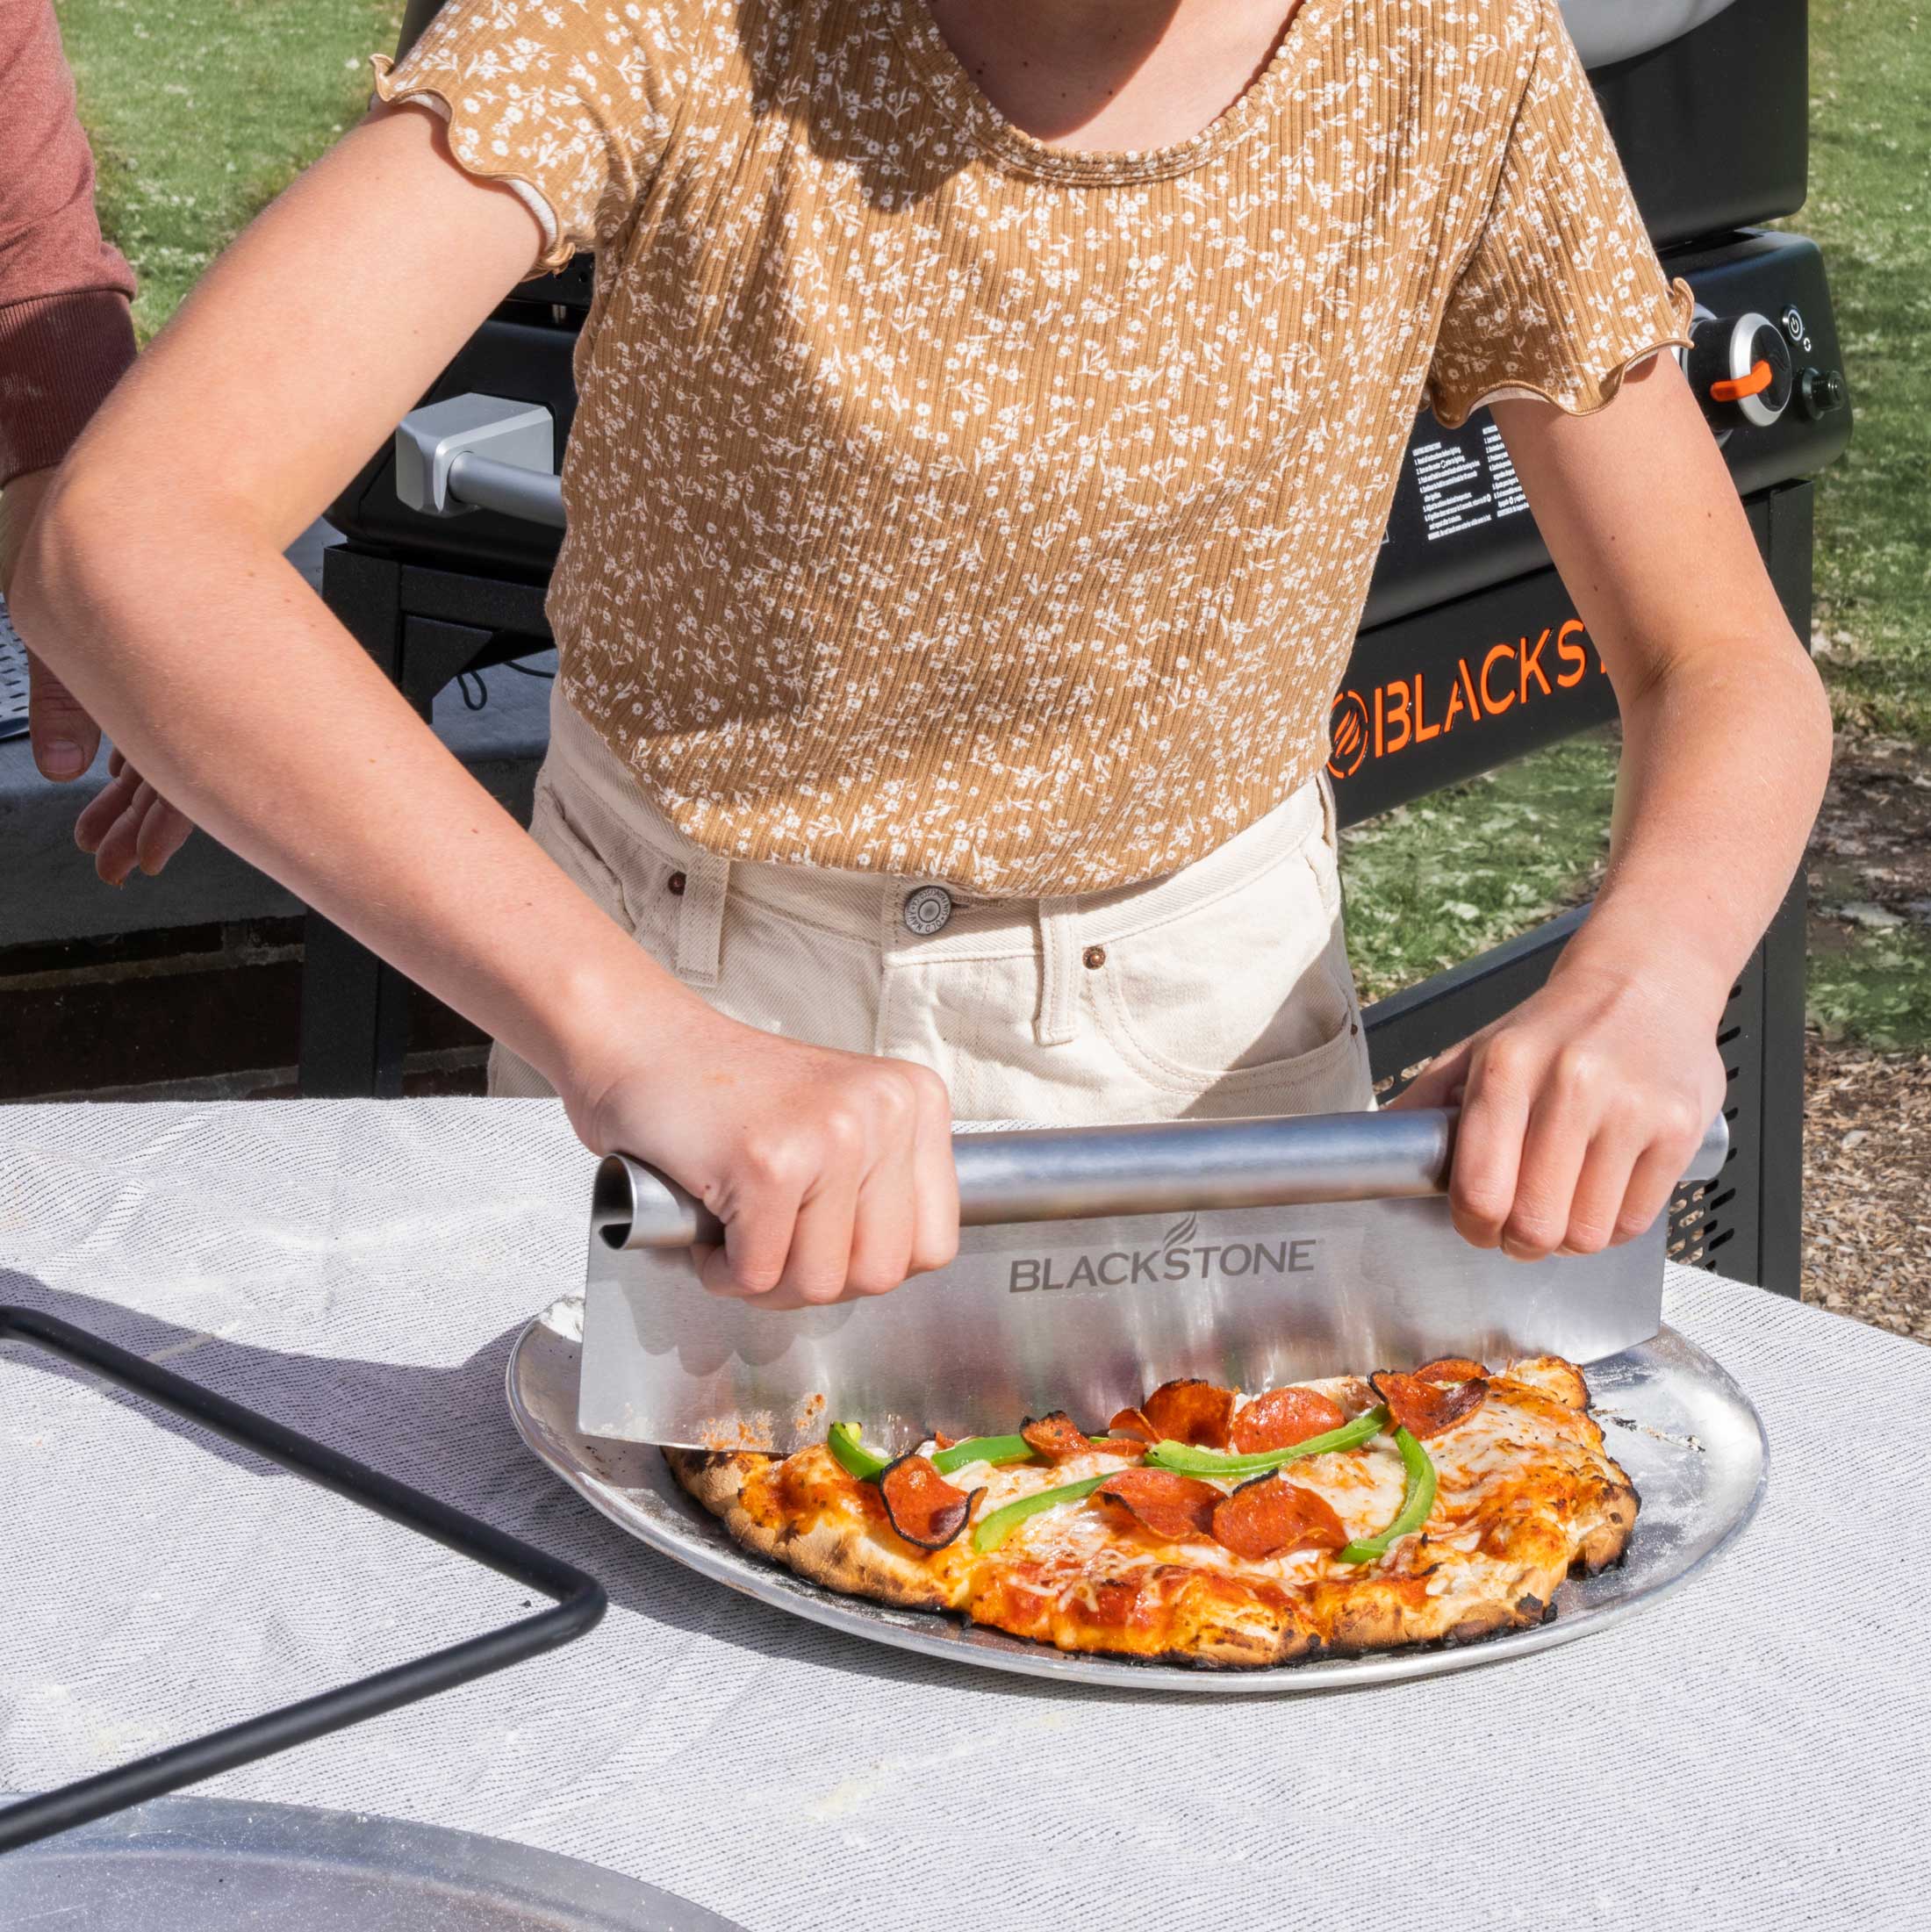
<box><xmin>1</xmin><ymin>1097</ymin><xmax>1925</xmax><ymax>1928</ymax></box>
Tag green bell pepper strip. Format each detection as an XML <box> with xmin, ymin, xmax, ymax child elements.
<box><xmin>1145</xmin><ymin>1404</ymin><xmax>1389</xmax><ymax>1479</ymax></box>
<box><xmin>1337</xmin><ymin>1426</ymin><xmax>1437</xmax><ymax>1565</ymax></box>
<box><xmin>827</xmin><ymin>1422</ymin><xmax>891</xmax><ymax>1483</ymax></box>
<box><xmin>843</xmin><ymin>1429</ymin><xmax>1128</xmax><ymax>1482</ymax></box>
<box><xmin>930</xmin><ymin>1434</ymin><xmax>1038</xmax><ymax>1476</ymax></box>
<box><xmin>971</xmin><ymin>1475</ymin><xmax>1112</xmax><ymax>1555</ymax></box>
<box><xmin>932</xmin><ymin>1431</ymin><xmax>1138</xmax><ymax>1476</ymax></box>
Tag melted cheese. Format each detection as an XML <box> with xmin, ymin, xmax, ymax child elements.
<box><xmin>782</xmin><ymin>1361</ymin><xmax>1633</xmax><ymax>1647</ymax></box>
<box><xmin>931</xmin><ymin>1434</ymin><xmax>1415</xmax><ymax>1584</ymax></box>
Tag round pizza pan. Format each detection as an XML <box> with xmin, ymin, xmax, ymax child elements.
<box><xmin>506</xmin><ymin>1300</ymin><xmax>1767</xmax><ymax>1694</ymax></box>
<box><xmin>0</xmin><ymin>1792</ymin><xmax>744</xmax><ymax>1929</ymax></box>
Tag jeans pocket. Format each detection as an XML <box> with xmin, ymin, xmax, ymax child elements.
<box><xmin>1088</xmin><ymin>836</ymin><xmax>1365</xmax><ymax>1105</ymax></box>
<box><xmin>528</xmin><ymin>772</ymin><xmax>677</xmax><ymax>958</ymax></box>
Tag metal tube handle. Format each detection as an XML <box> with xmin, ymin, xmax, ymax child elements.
<box><xmin>445</xmin><ymin>450</ymin><xmax>567</xmax><ymax>528</ymax></box>
<box><xmin>593</xmin><ymin>1108</ymin><xmax>1729</xmax><ymax>1253</ymax></box>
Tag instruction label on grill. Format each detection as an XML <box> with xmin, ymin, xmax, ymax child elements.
<box><xmin>1411</xmin><ymin>425</ymin><xmax>1530</xmax><ymax>542</ymax></box>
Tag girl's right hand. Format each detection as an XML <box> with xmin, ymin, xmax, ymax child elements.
<box><xmin>569</xmin><ymin>1002</ymin><xmax>961</xmax><ymax>1310</ymax></box>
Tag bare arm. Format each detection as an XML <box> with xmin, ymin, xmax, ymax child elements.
<box><xmin>12</xmin><ymin>104</ymin><xmax>958</xmax><ymax>1304</ymax></box>
<box><xmin>1394</xmin><ymin>354</ymin><xmax>1831</xmax><ymax>1259</ymax></box>
<box><xmin>16</xmin><ymin>107</ymin><xmax>626</xmax><ymax>1073</ymax></box>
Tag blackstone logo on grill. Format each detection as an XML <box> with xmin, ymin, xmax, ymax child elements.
<box><xmin>1008</xmin><ymin>1214</ymin><xmax>1318</xmax><ymax>1293</ymax></box>
<box><xmin>1326</xmin><ymin>616</ymin><xmax>1608</xmax><ymax>781</ymax></box>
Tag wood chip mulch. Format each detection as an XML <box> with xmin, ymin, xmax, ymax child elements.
<box><xmin>1803</xmin><ymin>1034</ymin><xmax>1931</xmax><ymax>1345</ymax></box>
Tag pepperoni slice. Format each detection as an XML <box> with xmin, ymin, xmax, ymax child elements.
<box><xmin>1413</xmin><ymin>1357</ymin><xmax>1487</xmax><ymax>1385</ymax></box>
<box><xmin>1227</xmin><ymin>1386</ymin><xmax>1349</xmax><ymax>1455</ymax></box>
<box><xmin>879</xmin><ymin>1454</ymin><xmax>980</xmax><ymax>1551</ymax></box>
<box><xmin>1370</xmin><ymin>1369</ymin><xmax>1490</xmax><ymax>1440</ymax></box>
<box><xmin>1141</xmin><ymin>1378</ymin><xmax>1237</xmax><ymax>1449</ymax></box>
<box><xmin>1210</xmin><ymin>1473</ymin><xmax>1352</xmax><ymax>1562</ymax></box>
<box><xmin>1107</xmin><ymin>1406</ymin><xmax>1161</xmax><ymax>1444</ymax></box>
<box><xmin>1091</xmin><ymin>1468</ymin><xmax>1222</xmax><ymax>1542</ymax></box>
<box><xmin>1021</xmin><ymin>1411</ymin><xmax>1097</xmax><ymax>1463</ymax></box>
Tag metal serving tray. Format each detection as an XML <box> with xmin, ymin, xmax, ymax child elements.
<box><xmin>509</xmin><ymin>1297</ymin><xmax>1768</xmax><ymax>1695</ymax></box>
<box><xmin>0</xmin><ymin>1792</ymin><xmax>743</xmax><ymax>1930</ymax></box>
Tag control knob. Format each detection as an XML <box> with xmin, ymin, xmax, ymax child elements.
<box><xmin>1687</xmin><ymin>309</ymin><xmax>1794</xmax><ymax>436</ymax></box>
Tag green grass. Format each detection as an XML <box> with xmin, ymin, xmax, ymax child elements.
<box><xmin>1338</xmin><ymin>736</ymin><xmax>1618</xmax><ymax>1003</ymax></box>
<box><xmin>1808</xmin><ymin>928</ymin><xmax>1931</xmax><ymax>1052</ymax></box>
<box><xmin>1802</xmin><ymin>0</ymin><xmax>1931</xmax><ymax>739</ymax></box>
<box><xmin>58</xmin><ymin>0</ymin><xmax>402</xmax><ymax>341</ymax></box>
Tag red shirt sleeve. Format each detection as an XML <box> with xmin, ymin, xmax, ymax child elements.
<box><xmin>0</xmin><ymin>0</ymin><xmax>138</xmax><ymax>485</ymax></box>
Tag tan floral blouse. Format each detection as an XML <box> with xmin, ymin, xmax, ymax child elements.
<box><xmin>374</xmin><ymin>0</ymin><xmax>1691</xmax><ymax>897</ymax></box>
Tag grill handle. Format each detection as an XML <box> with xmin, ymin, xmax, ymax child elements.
<box><xmin>592</xmin><ymin>1109</ymin><xmax>1729</xmax><ymax>1252</ymax></box>
<box><xmin>443</xmin><ymin>450</ymin><xmax>568</xmax><ymax>528</ymax></box>
<box><xmin>394</xmin><ymin>394</ymin><xmax>565</xmax><ymax>528</ymax></box>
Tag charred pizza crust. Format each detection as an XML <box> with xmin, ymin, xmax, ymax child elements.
<box><xmin>666</xmin><ymin>1355</ymin><xmax>1637</xmax><ymax>1669</ymax></box>
<box><xmin>669</xmin><ymin>1441</ymin><xmax>963</xmax><ymax>1612</ymax></box>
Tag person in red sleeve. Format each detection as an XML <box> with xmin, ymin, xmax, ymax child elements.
<box><xmin>0</xmin><ymin>0</ymin><xmax>188</xmax><ymax>873</ymax></box>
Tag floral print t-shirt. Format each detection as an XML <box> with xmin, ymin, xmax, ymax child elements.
<box><xmin>375</xmin><ymin>0</ymin><xmax>1691</xmax><ymax>895</ymax></box>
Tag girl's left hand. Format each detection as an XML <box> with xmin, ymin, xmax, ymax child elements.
<box><xmin>1387</xmin><ymin>959</ymin><xmax>1725</xmax><ymax>1260</ymax></box>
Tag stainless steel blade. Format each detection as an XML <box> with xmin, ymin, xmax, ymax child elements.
<box><xmin>577</xmin><ymin>1109</ymin><xmax>1727</xmax><ymax>1452</ymax></box>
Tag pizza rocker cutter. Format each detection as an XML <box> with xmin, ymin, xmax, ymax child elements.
<box><xmin>576</xmin><ymin>1108</ymin><xmax>1729</xmax><ymax>1454</ymax></box>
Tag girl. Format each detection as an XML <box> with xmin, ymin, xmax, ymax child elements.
<box><xmin>12</xmin><ymin>0</ymin><xmax>1829</xmax><ymax>1309</ymax></box>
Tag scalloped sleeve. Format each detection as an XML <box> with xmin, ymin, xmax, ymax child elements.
<box><xmin>370</xmin><ymin>0</ymin><xmax>682</xmax><ymax>277</ymax></box>
<box><xmin>1425</xmin><ymin>0</ymin><xmax>1693</xmax><ymax>430</ymax></box>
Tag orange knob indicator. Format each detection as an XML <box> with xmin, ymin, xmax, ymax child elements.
<box><xmin>1710</xmin><ymin>358</ymin><xmax>1776</xmax><ymax>405</ymax></box>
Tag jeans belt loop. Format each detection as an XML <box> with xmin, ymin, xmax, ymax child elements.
<box><xmin>1035</xmin><ymin>895</ymin><xmax>1082</xmax><ymax>1048</ymax></box>
<box><xmin>675</xmin><ymin>850</ymin><xmax>729</xmax><ymax>988</ymax></box>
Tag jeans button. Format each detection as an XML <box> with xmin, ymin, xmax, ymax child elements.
<box><xmin>902</xmin><ymin>885</ymin><xmax>953</xmax><ymax>936</ymax></box>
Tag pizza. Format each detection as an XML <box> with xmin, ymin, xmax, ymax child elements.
<box><xmin>665</xmin><ymin>1354</ymin><xmax>1638</xmax><ymax>1668</ymax></box>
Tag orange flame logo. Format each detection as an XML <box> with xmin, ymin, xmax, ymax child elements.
<box><xmin>1327</xmin><ymin>689</ymin><xmax>1369</xmax><ymax>779</ymax></box>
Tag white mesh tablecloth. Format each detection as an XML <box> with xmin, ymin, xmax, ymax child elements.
<box><xmin>1</xmin><ymin>1098</ymin><xmax>1925</xmax><ymax>1929</ymax></box>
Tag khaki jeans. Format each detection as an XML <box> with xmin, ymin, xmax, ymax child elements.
<box><xmin>492</xmin><ymin>690</ymin><xmax>1375</xmax><ymax>1124</ymax></box>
